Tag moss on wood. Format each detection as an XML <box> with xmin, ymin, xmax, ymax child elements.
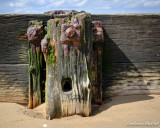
<box><xmin>29</xmin><ymin>20</ymin><xmax>43</xmax><ymax>26</ymax></box>
<box><xmin>46</xmin><ymin>45</ymin><xmax>56</xmax><ymax>65</ymax></box>
<box><xmin>28</xmin><ymin>20</ymin><xmax>44</xmax><ymax>109</ymax></box>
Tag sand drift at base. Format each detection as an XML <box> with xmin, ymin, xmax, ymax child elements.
<box><xmin>0</xmin><ymin>95</ymin><xmax>160</xmax><ymax>128</ymax></box>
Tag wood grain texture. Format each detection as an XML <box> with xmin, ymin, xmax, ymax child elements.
<box><xmin>0</xmin><ymin>14</ymin><xmax>160</xmax><ymax>104</ymax></box>
<box><xmin>91</xmin><ymin>14</ymin><xmax>160</xmax><ymax>98</ymax></box>
<box><xmin>0</xmin><ymin>64</ymin><xmax>28</xmax><ymax>104</ymax></box>
<box><xmin>0</xmin><ymin>15</ymin><xmax>50</xmax><ymax>103</ymax></box>
<box><xmin>45</xmin><ymin>13</ymin><xmax>92</xmax><ymax>119</ymax></box>
<box><xmin>0</xmin><ymin>14</ymin><xmax>50</xmax><ymax>64</ymax></box>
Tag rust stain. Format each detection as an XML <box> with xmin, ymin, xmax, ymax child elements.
<box><xmin>92</xmin><ymin>86</ymin><xmax>99</xmax><ymax>94</ymax></box>
<box><xmin>17</xmin><ymin>33</ymin><xmax>28</xmax><ymax>40</ymax></box>
<box><xmin>28</xmin><ymin>97</ymin><xmax>33</xmax><ymax>109</ymax></box>
<box><xmin>33</xmin><ymin>91</ymin><xmax>37</xmax><ymax>108</ymax></box>
<box><xmin>95</xmin><ymin>99</ymin><xmax>102</xmax><ymax>105</ymax></box>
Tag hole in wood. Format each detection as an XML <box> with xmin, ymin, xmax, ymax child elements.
<box><xmin>61</xmin><ymin>77</ymin><xmax>72</xmax><ymax>92</ymax></box>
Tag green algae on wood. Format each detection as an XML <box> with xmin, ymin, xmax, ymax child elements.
<box><xmin>26</xmin><ymin>11</ymin><xmax>104</xmax><ymax>116</ymax></box>
<box><xmin>27</xmin><ymin>20</ymin><xmax>44</xmax><ymax>109</ymax></box>
<box><xmin>46</xmin><ymin>45</ymin><xmax>56</xmax><ymax>66</ymax></box>
<box><xmin>45</xmin><ymin>12</ymin><xmax>93</xmax><ymax>119</ymax></box>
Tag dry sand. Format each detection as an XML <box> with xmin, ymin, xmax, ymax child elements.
<box><xmin>0</xmin><ymin>95</ymin><xmax>160</xmax><ymax>128</ymax></box>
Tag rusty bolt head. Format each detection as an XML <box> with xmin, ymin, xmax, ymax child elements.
<box><xmin>96</xmin><ymin>27</ymin><xmax>103</xmax><ymax>32</ymax></box>
<box><xmin>92</xmin><ymin>21</ymin><xmax>104</xmax><ymax>42</ymax></box>
<box><xmin>27</xmin><ymin>25</ymin><xmax>43</xmax><ymax>44</ymax></box>
<box><xmin>93</xmin><ymin>21</ymin><xmax>103</xmax><ymax>28</ymax></box>
<box><xmin>65</xmin><ymin>27</ymin><xmax>75</xmax><ymax>38</ymax></box>
<box><xmin>41</xmin><ymin>38</ymin><xmax>48</xmax><ymax>53</ymax></box>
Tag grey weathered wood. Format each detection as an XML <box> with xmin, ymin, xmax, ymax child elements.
<box><xmin>0</xmin><ymin>64</ymin><xmax>28</xmax><ymax>104</ymax></box>
<box><xmin>0</xmin><ymin>15</ymin><xmax>50</xmax><ymax>64</ymax></box>
<box><xmin>45</xmin><ymin>13</ymin><xmax>92</xmax><ymax>119</ymax></box>
<box><xmin>0</xmin><ymin>15</ymin><xmax>50</xmax><ymax>104</ymax></box>
<box><xmin>96</xmin><ymin>14</ymin><xmax>160</xmax><ymax>98</ymax></box>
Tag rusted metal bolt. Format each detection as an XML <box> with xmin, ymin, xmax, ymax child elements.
<box><xmin>41</xmin><ymin>38</ymin><xmax>48</xmax><ymax>53</ymax></box>
<box><xmin>27</xmin><ymin>25</ymin><xmax>43</xmax><ymax>44</ymax></box>
<box><xmin>92</xmin><ymin>21</ymin><xmax>104</xmax><ymax>42</ymax></box>
<box><xmin>41</xmin><ymin>38</ymin><xmax>48</xmax><ymax>62</ymax></box>
<box><xmin>65</xmin><ymin>27</ymin><xmax>75</xmax><ymax>38</ymax></box>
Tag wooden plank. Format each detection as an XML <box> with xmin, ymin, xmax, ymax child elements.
<box><xmin>0</xmin><ymin>14</ymin><xmax>50</xmax><ymax>64</ymax></box>
<box><xmin>102</xmin><ymin>39</ymin><xmax>160</xmax><ymax>62</ymax></box>
<box><xmin>0</xmin><ymin>39</ymin><xmax>29</xmax><ymax>64</ymax></box>
<box><xmin>0</xmin><ymin>14</ymin><xmax>159</xmax><ymax>103</ymax></box>
<box><xmin>102</xmin><ymin>62</ymin><xmax>160</xmax><ymax>81</ymax></box>
<box><xmin>0</xmin><ymin>64</ymin><xmax>28</xmax><ymax>103</ymax></box>
<box><xmin>103</xmin><ymin>77</ymin><xmax>160</xmax><ymax>97</ymax></box>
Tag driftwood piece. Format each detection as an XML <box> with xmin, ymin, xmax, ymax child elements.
<box><xmin>45</xmin><ymin>12</ymin><xmax>93</xmax><ymax>119</ymax></box>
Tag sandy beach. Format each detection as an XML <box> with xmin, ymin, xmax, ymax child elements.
<box><xmin>0</xmin><ymin>95</ymin><xmax>160</xmax><ymax>128</ymax></box>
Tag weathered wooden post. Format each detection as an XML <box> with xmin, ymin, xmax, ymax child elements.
<box><xmin>91</xmin><ymin>21</ymin><xmax>104</xmax><ymax>104</ymax></box>
<box><xmin>27</xmin><ymin>21</ymin><xmax>44</xmax><ymax>108</ymax></box>
<box><xmin>27</xmin><ymin>11</ymin><xmax>104</xmax><ymax>119</ymax></box>
<box><xmin>44</xmin><ymin>12</ymin><xmax>93</xmax><ymax>119</ymax></box>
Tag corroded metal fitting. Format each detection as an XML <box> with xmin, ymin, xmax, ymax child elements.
<box><xmin>92</xmin><ymin>21</ymin><xmax>104</xmax><ymax>42</ymax></box>
<box><xmin>41</xmin><ymin>38</ymin><xmax>48</xmax><ymax>53</ymax></box>
<box><xmin>41</xmin><ymin>38</ymin><xmax>48</xmax><ymax>62</ymax></box>
<box><xmin>27</xmin><ymin>25</ymin><xmax>43</xmax><ymax>44</ymax></box>
<box><xmin>65</xmin><ymin>27</ymin><xmax>75</xmax><ymax>38</ymax></box>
